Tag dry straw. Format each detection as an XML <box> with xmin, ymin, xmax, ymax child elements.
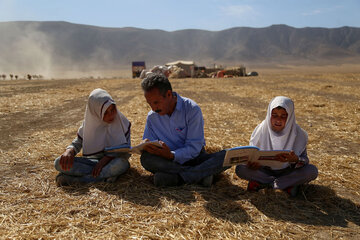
<box><xmin>0</xmin><ymin>67</ymin><xmax>359</xmax><ymax>239</ymax></box>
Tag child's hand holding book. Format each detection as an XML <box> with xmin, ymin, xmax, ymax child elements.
<box><xmin>276</xmin><ymin>151</ymin><xmax>299</xmax><ymax>163</ymax></box>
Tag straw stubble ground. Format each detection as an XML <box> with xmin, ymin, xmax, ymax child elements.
<box><xmin>0</xmin><ymin>68</ymin><xmax>359</xmax><ymax>239</ymax></box>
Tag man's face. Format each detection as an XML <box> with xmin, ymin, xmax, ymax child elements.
<box><xmin>144</xmin><ymin>88</ymin><xmax>172</xmax><ymax>116</ymax></box>
<box><xmin>270</xmin><ymin>107</ymin><xmax>288</xmax><ymax>132</ymax></box>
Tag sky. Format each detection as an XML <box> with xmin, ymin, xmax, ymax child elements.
<box><xmin>0</xmin><ymin>0</ymin><xmax>359</xmax><ymax>31</ymax></box>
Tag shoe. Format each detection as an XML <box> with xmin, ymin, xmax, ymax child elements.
<box><xmin>285</xmin><ymin>185</ymin><xmax>299</xmax><ymax>197</ymax></box>
<box><xmin>200</xmin><ymin>175</ymin><xmax>213</xmax><ymax>187</ymax></box>
<box><xmin>154</xmin><ymin>172</ymin><xmax>181</xmax><ymax>187</ymax></box>
<box><xmin>55</xmin><ymin>173</ymin><xmax>81</xmax><ymax>186</ymax></box>
<box><xmin>247</xmin><ymin>180</ymin><xmax>270</xmax><ymax>192</ymax></box>
<box><xmin>55</xmin><ymin>173</ymin><xmax>70</xmax><ymax>186</ymax></box>
<box><xmin>106</xmin><ymin>175</ymin><xmax>119</xmax><ymax>183</ymax></box>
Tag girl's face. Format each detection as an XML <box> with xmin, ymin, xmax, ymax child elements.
<box><xmin>103</xmin><ymin>104</ymin><xmax>117</xmax><ymax>123</ymax></box>
<box><xmin>270</xmin><ymin>107</ymin><xmax>288</xmax><ymax>132</ymax></box>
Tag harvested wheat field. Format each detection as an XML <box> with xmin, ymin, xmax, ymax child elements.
<box><xmin>0</xmin><ymin>65</ymin><xmax>359</xmax><ymax>239</ymax></box>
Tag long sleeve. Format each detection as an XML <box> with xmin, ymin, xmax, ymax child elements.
<box><xmin>172</xmin><ymin>107</ymin><xmax>204</xmax><ymax>164</ymax></box>
<box><xmin>294</xmin><ymin>147</ymin><xmax>309</xmax><ymax>168</ymax></box>
<box><xmin>298</xmin><ymin>148</ymin><xmax>309</xmax><ymax>164</ymax></box>
<box><xmin>142</xmin><ymin>93</ymin><xmax>205</xmax><ymax>165</ymax></box>
<box><xmin>143</xmin><ymin>119</ymin><xmax>157</xmax><ymax>141</ymax></box>
<box><xmin>66</xmin><ymin>135</ymin><xmax>83</xmax><ymax>155</ymax></box>
<box><xmin>125</xmin><ymin>122</ymin><xmax>131</xmax><ymax>146</ymax></box>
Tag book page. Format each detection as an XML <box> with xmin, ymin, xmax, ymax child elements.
<box><xmin>130</xmin><ymin>141</ymin><xmax>162</xmax><ymax>154</ymax></box>
<box><xmin>252</xmin><ymin>150</ymin><xmax>291</xmax><ymax>168</ymax></box>
<box><xmin>223</xmin><ymin>146</ymin><xmax>259</xmax><ymax>167</ymax></box>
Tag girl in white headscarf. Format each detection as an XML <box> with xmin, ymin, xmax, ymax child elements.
<box><xmin>235</xmin><ymin>96</ymin><xmax>318</xmax><ymax>196</ymax></box>
<box><xmin>54</xmin><ymin>88</ymin><xmax>131</xmax><ymax>186</ymax></box>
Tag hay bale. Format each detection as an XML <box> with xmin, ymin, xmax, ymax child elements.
<box><xmin>169</xmin><ymin>66</ymin><xmax>187</xmax><ymax>78</ymax></box>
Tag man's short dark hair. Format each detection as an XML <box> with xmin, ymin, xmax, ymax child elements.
<box><xmin>141</xmin><ymin>73</ymin><xmax>172</xmax><ymax>97</ymax></box>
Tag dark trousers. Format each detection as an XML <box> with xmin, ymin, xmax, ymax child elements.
<box><xmin>140</xmin><ymin>150</ymin><xmax>228</xmax><ymax>183</ymax></box>
<box><xmin>235</xmin><ymin>164</ymin><xmax>318</xmax><ymax>189</ymax></box>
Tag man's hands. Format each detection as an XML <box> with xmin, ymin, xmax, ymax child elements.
<box><xmin>142</xmin><ymin>139</ymin><xmax>174</xmax><ymax>160</ymax></box>
<box><xmin>59</xmin><ymin>148</ymin><xmax>75</xmax><ymax>171</ymax></box>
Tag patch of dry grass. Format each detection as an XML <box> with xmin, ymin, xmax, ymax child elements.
<box><xmin>0</xmin><ymin>66</ymin><xmax>359</xmax><ymax>239</ymax></box>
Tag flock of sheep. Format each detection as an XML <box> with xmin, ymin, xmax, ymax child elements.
<box><xmin>0</xmin><ymin>74</ymin><xmax>44</xmax><ymax>80</ymax></box>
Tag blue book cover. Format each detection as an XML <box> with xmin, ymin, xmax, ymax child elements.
<box><xmin>104</xmin><ymin>141</ymin><xmax>162</xmax><ymax>154</ymax></box>
<box><xmin>227</xmin><ymin>146</ymin><xmax>259</xmax><ymax>151</ymax></box>
<box><xmin>104</xmin><ymin>144</ymin><xmax>130</xmax><ymax>151</ymax></box>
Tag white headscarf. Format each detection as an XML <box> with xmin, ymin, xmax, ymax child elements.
<box><xmin>249</xmin><ymin>96</ymin><xmax>308</xmax><ymax>168</ymax></box>
<box><xmin>77</xmin><ymin>88</ymin><xmax>130</xmax><ymax>156</ymax></box>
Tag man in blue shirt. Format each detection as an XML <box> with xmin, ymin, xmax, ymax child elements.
<box><xmin>140</xmin><ymin>73</ymin><xmax>227</xmax><ymax>187</ymax></box>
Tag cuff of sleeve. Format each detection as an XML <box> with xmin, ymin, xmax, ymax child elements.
<box><xmin>171</xmin><ymin>150</ymin><xmax>176</xmax><ymax>159</ymax></box>
<box><xmin>172</xmin><ymin>151</ymin><xmax>182</xmax><ymax>164</ymax></box>
<box><xmin>295</xmin><ymin>158</ymin><xmax>306</xmax><ymax>168</ymax></box>
<box><xmin>298</xmin><ymin>158</ymin><xmax>306</xmax><ymax>164</ymax></box>
<box><xmin>66</xmin><ymin>146</ymin><xmax>77</xmax><ymax>154</ymax></box>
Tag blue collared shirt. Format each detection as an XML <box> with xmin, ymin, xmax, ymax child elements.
<box><xmin>143</xmin><ymin>92</ymin><xmax>205</xmax><ymax>164</ymax></box>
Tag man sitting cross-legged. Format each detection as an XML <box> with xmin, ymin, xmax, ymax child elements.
<box><xmin>140</xmin><ymin>73</ymin><xmax>228</xmax><ymax>187</ymax></box>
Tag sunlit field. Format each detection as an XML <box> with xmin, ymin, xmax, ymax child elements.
<box><xmin>0</xmin><ymin>65</ymin><xmax>359</xmax><ymax>239</ymax></box>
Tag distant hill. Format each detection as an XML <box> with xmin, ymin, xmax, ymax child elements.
<box><xmin>0</xmin><ymin>21</ymin><xmax>359</xmax><ymax>76</ymax></box>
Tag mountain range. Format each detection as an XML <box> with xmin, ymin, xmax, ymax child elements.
<box><xmin>0</xmin><ymin>21</ymin><xmax>359</xmax><ymax>76</ymax></box>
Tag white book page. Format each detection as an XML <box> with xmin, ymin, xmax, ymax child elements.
<box><xmin>251</xmin><ymin>150</ymin><xmax>290</xmax><ymax>168</ymax></box>
<box><xmin>223</xmin><ymin>147</ymin><xmax>258</xmax><ymax>167</ymax></box>
<box><xmin>130</xmin><ymin>141</ymin><xmax>162</xmax><ymax>154</ymax></box>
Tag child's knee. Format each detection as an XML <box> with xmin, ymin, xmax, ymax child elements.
<box><xmin>54</xmin><ymin>157</ymin><xmax>61</xmax><ymax>171</ymax></box>
<box><xmin>109</xmin><ymin>158</ymin><xmax>130</xmax><ymax>176</ymax></box>
<box><xmin>235</xmin><ymin>165</ymin><xmax>249</xmax><ymax>178</ymax></box>
<box><xmin>307</xmin><ymin>164</ymin><xmax>318</xmax><ymax>180</ymax></box>
<box><xmin>297</xmin><ymin>164</ymin><xmax>318</xmax><ymax>182</ymax></box>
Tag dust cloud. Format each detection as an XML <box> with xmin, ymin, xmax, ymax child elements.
<box><xmin>0</xmin><ymin>22</ymin><xmax>129</xmax><ymax>79</ymax></box>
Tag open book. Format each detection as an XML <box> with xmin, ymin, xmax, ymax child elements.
<box><xmin>223</xmin><ymin>146</ymin><xmax>291</xmax><ymax>168</ymax></box>
<box><xmin>105</xmin><ymin>140</ymin><xmax>162</xmax><ymax>155</ymax></box>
